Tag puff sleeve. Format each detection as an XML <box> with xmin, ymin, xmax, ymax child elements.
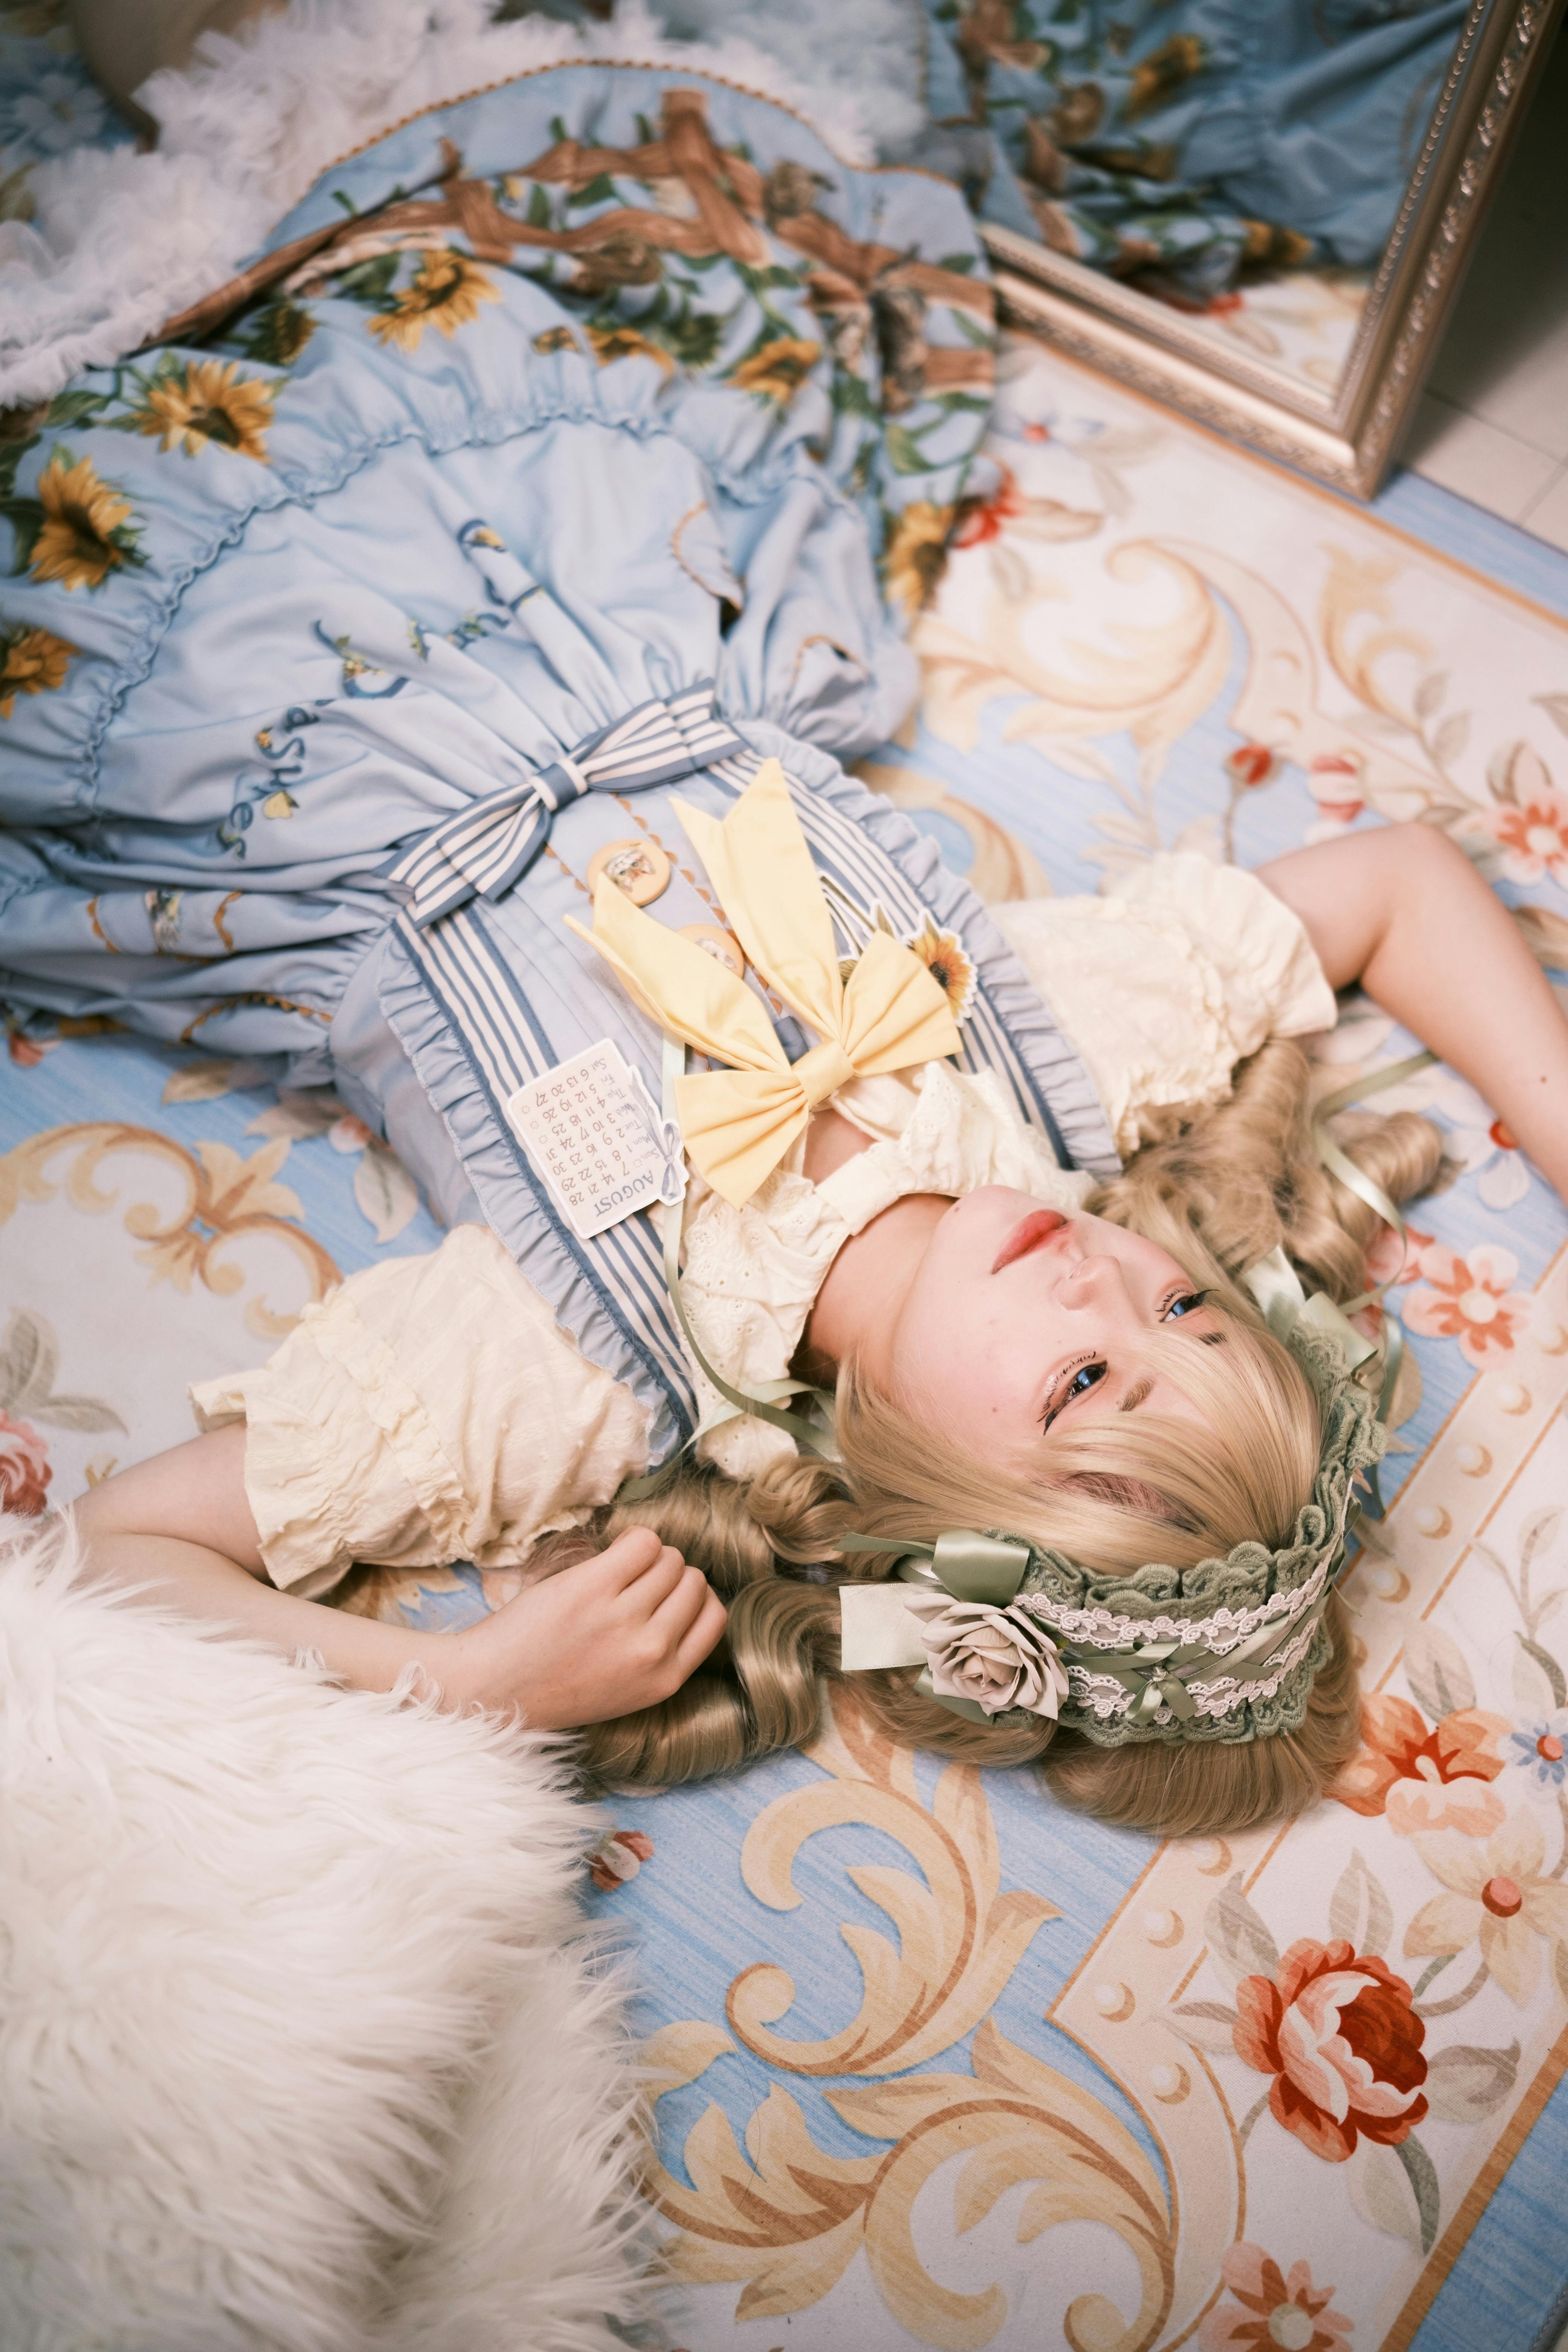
<box><xmin>993</xmin><ymin>853</ymin><xmax>1336</xmax><ymax>1158</ymax></box>
<box><xmin>189</xmin><ymin>1222</ymin><xmax>651</xmax><ymax>1599</ymax></box>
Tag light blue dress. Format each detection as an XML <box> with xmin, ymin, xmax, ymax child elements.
<box><xmin>0</xmin><ymin>61</ymin><xmax>994</xmax><ymax>1081</ymax></box>
<box><xmin>914</xmin><ymin>0</ymin><xmax>1469</xmax><ymax>296</ymax></box>
<box><xmin>0</xmin><ymin>60</ymin><xmax>1125</xmax><ymax>1459</ymax></box>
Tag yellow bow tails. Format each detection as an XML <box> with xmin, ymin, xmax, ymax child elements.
<box><xmin>564</xmin><ymin>760</ymin><xmax>961</xmax><ymax>1205</ymax></box>
<box><xmin>671</xmin><ymin>760</ymin><xmax>845</xmax><ymax>1038</ymax></box>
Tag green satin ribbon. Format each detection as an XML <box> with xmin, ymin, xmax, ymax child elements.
<box><xmin>1240</xmin><ymin>1245</ymin><xmax>1379</xmax><ymax>1374</ymax></box>
<box><xmin>1240</xmin><ymin>1046</ymin><xmax>1436</xmax><ymax>1517</ymax></box>
<box><xmin>841</xmin><ymin>1525</ymin><xmax>1341</xmax><ymax>1726</ymax></box>
<box><xmin>1309</xmin><ymin>1048</ymin><xmax>1435</xmax><ymax>1431</ymax></box>
<box><xmin>838</xmin><ymin>1531</ymin><xmax>1034</xmax><ymax>1720</ymax></box>
<box><xmin>839</xmin><ymin>1529</ymin><xmax>1031</xmax><ymax>1603</ymax></box>
<box><xmin>845</xmin><ymin>1530</ymin><xmax>1052</xmax><ymax>1725</ymax></box>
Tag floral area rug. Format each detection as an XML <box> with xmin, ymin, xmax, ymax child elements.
<box><xmin>6</xmin><ymin>328</ymin><xmax>1568</xmax><ymax>2352</ymax></box>
<box><xmin>4</xmin><ymin>1</ymin><xmax>1568</xmax><ymax>2330</ymax></box>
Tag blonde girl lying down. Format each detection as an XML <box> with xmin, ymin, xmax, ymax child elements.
<box><xmin>18</xmin><ymin>69</ymin><xmax>1559</xmax><ymax>1842</ymax></box>
<box><xmin>78</xmin><ymin>805</ymin><xmax>1568</xmax><ymax>1838</ymax></box>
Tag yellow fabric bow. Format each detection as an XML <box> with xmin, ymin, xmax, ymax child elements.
<box><xmin>564</xmin><ymin>759</ymin><xmax>962</xmax><ymax>1205</ymax></box>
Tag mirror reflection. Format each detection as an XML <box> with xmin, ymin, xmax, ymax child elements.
<box><xmin>912</xmin><ymin>0</ymin><xmax>1472</xmax><ymax>392</ymax></box>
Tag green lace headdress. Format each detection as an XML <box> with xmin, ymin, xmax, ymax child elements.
<box><xmin>838</xmin><ymin>1305</ymin><xmax>1383</xmax><ymax>1747</ymax></box>
<box><xmin>833</xmin><ymin>1049</ymin><xmax>1433</xmax><ymax>1747</ymax></box>
<box><xmin>631</xmin><ymin>983</ymin><xmax>1427</xmax><ymax>1747</ymax></box>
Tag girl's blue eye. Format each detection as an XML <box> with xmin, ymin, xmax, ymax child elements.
<box><xmin>1066</xmin><ymin>1362</ymin><xmax>1106</xmax><ymax>1402</ymax></box>
<box><xmin>1164</xmin><ymin>1289</ymin><xmax>1208</xmax><ymax>1320</ymax></box>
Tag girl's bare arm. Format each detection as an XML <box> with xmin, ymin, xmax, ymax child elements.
<box><xmin>78</xmin><ymin>1423</ymin><xmax>267</xmax><ymax>1568</ymax></box>
<box><xmin>1259</xmin><ymin>822</ymin><xmax>1568</xmax><ymax>1202</ymax></box>
<box><xmin>74</xmin><ymin>1427</ymin><xmax>726</xmax><ymax>1727</ymax></box>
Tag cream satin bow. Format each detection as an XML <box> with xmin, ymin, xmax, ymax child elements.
<box><xmin>564</xmin><ymin>760</ymin><xmax>962</xmax><ymax>1206</ymax></box>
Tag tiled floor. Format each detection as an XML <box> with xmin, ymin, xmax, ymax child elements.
<box><xmin>1398</xmin><ymin>10</ymin><xmax>1568</xmax><ymax>549</ymax></box>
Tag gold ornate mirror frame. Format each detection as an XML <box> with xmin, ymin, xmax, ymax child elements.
<box><xmin>986</xmin><ymin>0</ymin><xmax>1567</xmax><ymax>499</ymax></box>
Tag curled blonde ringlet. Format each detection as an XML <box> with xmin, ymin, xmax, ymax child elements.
<box><xmin>524</xmin><ymin>1040</ymin><xmax>1438</xmax><ymax>1834</ymax></box>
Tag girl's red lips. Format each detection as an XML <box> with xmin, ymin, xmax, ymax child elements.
<box><xmin>992</xmin><ymin>1208</ymin><xmax>1069</xmax><ymax>1274</ymax></box>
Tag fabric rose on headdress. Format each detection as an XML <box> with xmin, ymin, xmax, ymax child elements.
<box><xmin>901</xmin><ymin>1593</ymin><xmax>1070</xmax><ymax>1719</ymax></box>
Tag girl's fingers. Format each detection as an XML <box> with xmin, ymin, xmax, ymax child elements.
<box><xmin>590</xmin><ymin>1524</ymin><xmax>664</xmax><ymax>1590</ymax></box>
<box><xmin>627</xmin><ymin>1545</ymin><xmax>691</xmax><ymax>1618</ymax></box>
<box><xmin>675</xmin><ymin>1589</ymin><xmax>729</xmax><ymax>1677</ymax></box>
<box><xmin>648</xmin><ymin>1562</ymin><xmax>717</xmax><ymax>1649</ymax></box>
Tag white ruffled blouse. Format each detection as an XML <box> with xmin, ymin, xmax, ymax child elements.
<box><xmin>191</xmin><ymin>853</ymin><xmax>1335</xmax><ymax>1596</ymax></box>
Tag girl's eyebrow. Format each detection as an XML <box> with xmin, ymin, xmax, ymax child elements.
<box><xmin>1119</xmin><ymin>1375</ymin><xmax>1155</xmax><ymax>1413</ymax></box>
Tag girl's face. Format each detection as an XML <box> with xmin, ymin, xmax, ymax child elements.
<box><xmin>873</xmin><ymin>1189</ymin><xmax>1219</xmax><ymax>1459</ymax></box>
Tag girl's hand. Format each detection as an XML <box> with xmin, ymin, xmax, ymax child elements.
<box><xmin>449</xmin><ymin>1526</ymin><xmax>727</xmax><ymax>1729</ymax></box>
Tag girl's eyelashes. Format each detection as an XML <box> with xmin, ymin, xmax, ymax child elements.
<box><xmin>1043</xmin><ymin>1292</ymin><xmax>1208</xmax><ymax>1427</ymax></box>
<box><xmin>1043</xmin><ymin>1292</ymin><xmax>1209</xmax><ymax>1429</ymax></box>
<box><xmin>1041</xmin><ymin>1354</ymin><xmax>1107</xmax><ymax>1428</ymax></box>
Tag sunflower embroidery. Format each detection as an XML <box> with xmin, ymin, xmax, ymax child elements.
<box><xmin>727</xmin><ymin>336</ymin><xmax>821</xmax><ymax>404</ymax></box>
<box><xmin>905</xmin><ymin>914</ymin><xmax>977</xmax><ymax>1021</ymax></box>
<box><xmin>28</xmin><ymin>449</ymin><xmax>144</xmax><ymax>592</ymax></box>
<box><xmin>880</xmin><ymin>498</ymin><xmax>955</xmax><ymax>618</ymax></box>
<box><xmin>240</xmin><ymin>299</ymin><xmax>315</xmax><ymax>368</ymax></box>
<box><xmin>585</xmin><ymin>322</ymin><xmax>674</xmax><ymax>374</ymax></box>
<box><xmin>0</xmin><ymin>623</ymin><xmax>75</xmax><ymax>718</ymax></box>
<box><xmin>133</xmin><ymin>357</ymin><xmax>278</xmax><ymax>462</ymax></box>
<box><xmin>369</xmin><ymin>250</ymin><xmax>500</xmax><ymax>354</ymax></box>
<box><xmin>532</xmin><ymin>325</ymin><xmax>579</xmax><ymax>356</ymax></box>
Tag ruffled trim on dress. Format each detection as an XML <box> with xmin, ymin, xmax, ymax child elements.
<box><xmin>994</xmin><ymin>853</ymin><xmax>1337</xmax><ymax>1159</ymax></box>
<box><xmin>1110</xmin><ymin>853</ymin><xmax>1337</xmax><ymax>1059</ymax></box>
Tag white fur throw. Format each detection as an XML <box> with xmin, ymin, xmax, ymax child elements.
<box><xmin>0</xmin><ymin>1515</ymin><xmax>649</xmax><ymax>2352</ymax></box>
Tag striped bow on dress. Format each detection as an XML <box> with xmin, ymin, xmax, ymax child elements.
<box><xmin>388</xmin><ymin>682</ymin><xmax>747</xmax><ymax>928</ymax></box>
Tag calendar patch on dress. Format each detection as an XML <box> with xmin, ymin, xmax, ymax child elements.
<box><xmin>505</xmin><ymin>1043</ymin><xmax>684</xmax><ymax>1242</ymax></box>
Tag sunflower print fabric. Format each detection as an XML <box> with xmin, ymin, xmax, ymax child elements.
<box><xmin>0</xmin><ymin>622</ymin><xmax>73</xmax><ymax>718</ymax></box>
<box><xmin>128</xmin><ymin>358</ymin><xmax>279</xmax><ymax>461</ymax></box>
<box><xmin>20</xmin><ymin>447</ymin><xmax>144</xmax><ymax>592</ymax></box>
<box><xmin>365</xmin><ymin>249</ymin><xmax>502</xmax><ymax>352</ymax></box>
<box><xmin>917</xmin><ymin>0</ymin><xmax>1469</xmax><ymax>300</ymax></box>
<box><xmin>0</xmin><ymin>63</ymin><xmax>993</xmax><ymax>1073</ymax></box>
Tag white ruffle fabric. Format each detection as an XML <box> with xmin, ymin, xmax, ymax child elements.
<box><xmin>191</xmin><ymin>1224</ymin><xmax>650</xmax><ymax>1597</ymax></box>
<box><xmin>992</xmin><ymin>853</ymin><xmax>1336</xmax><ymax>1158</ymax></box>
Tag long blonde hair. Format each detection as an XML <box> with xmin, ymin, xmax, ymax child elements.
<box><xmin>530</xmin><ymin>1040</ymin><xmax>1443</xmax><ymax>1835</ymax></box>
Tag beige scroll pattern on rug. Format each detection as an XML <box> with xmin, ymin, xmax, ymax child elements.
<box><xmin>0</xmin><ymin>1092</ymin><xmax>351</xmax><ymax>1506</ymax></box>
<box><xmin>643</xmin><ymin>1698</ymin><xmax>1180</xmax><ymax>2350</ymax></box>
<box><xmin>640</xmin><ymin>341</ymin><xmax>1568</xmax><ymax>2351</ymax></box>
<box><xmin>644</xmin><ymin>1243</ymin><xmax>1568</xmax><ymax>2349</ymax></box>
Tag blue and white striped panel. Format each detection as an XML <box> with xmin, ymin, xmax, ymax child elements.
<box><xmin>579</xmin><ymin>684</ymin><xmax>743</xmax><ymax>786</ymax></box>
<box><xmin>393</xmin><ymin>790</ymin><xmax>548</xmax><ymax>928</ymax></box>
<box><xmin>390</xmin><ymin>684</ymin><xmax>749</xmax><ymax>929</ymax></box>
<box><xmin>396</xmin><ymin>906</ymin><xmax>697</xmax><ymax>1432</ymax></box>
